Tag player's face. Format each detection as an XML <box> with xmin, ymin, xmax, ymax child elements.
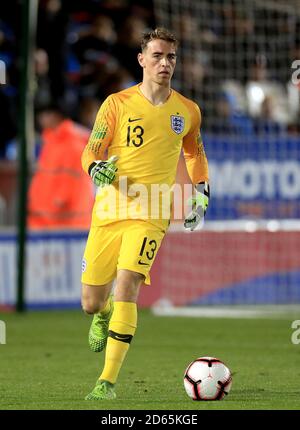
<box><xmin>139</xmin><ymin>39</ymin><xmax>177</xmax><ymax>86</ymax></box>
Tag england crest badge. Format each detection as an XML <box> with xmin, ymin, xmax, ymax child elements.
<box><xmin>171</xmin><ymin>115</ymin><xmax>185</xmax><ymax>134</ymax></box>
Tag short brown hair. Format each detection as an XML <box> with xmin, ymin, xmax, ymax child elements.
<box><xmin>140</xmin><ymin>27</ymin><xmax>178</xmax><ymax>51</ymax></box>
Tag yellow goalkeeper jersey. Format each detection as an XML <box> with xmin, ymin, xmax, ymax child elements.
<box><xmin>81</xmin><ymin>84</ymin><xmax>209</xmax><ymax>231</ymax></box>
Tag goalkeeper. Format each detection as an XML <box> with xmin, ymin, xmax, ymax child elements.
<box><xmin>81</xmin><ymin>27</ymin><xmax>209</xmax><ymax>400</ymax></box>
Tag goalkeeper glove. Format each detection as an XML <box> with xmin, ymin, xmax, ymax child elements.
<box><xmin>184</xmin><ymin>181</ymin><xmax>210</xmax><ymax>231</ymax></box>
<box><xmin>88</xmin><ymin>155</ymin><xmax>118</xmax><ymax>188</ymax></box>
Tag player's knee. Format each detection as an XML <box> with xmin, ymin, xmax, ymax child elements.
<box><xmin>81</xmin><ymin>295</ymin><xmax>110</xmax><ymax>314</ymax></box>
<box><xmin>117</xmin><ymin>270</ymin><xmax>144</xmax><ymax>287</ymax></box>
<box><xmin>115</xmin><ymin>270</ymin><xmax>144</xmax><ymax>302</ymax></box>
<box><xmin>81</xmin><ymin>298</ymin><xmax>100</xmax><ymax>315</ymax></box>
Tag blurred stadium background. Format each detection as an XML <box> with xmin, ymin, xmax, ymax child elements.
<box><xmin>1</xmin><ymin>0</ymin><xmax>300</xmax><ymax>313</ymax></box>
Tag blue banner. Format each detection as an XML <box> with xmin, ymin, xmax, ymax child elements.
<box><xmin>204</xmin><ymin>135</ymin><xmax>300</xmax><ymax>220</ymax></box>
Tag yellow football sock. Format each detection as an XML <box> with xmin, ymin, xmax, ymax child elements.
<box><xmin>99</xmin><ymin>301</ymin><xmax>137</xmax><ymax>384</ymax></box>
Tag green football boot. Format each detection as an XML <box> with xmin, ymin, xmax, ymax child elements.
<box><xmin>85</xmin><ymin>380</ymin><xmax>116</xmax><ymax>400</ymax></box>
<box><xmin>88</xmin><ymin>295</ymin><xmax>114</xmax><ymax>352</ymax></box>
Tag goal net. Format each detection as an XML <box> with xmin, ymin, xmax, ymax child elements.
<box><xmin>150</xmin><ymin>0</ymin><xmax>300</xmax><ymax>314</ymax></box>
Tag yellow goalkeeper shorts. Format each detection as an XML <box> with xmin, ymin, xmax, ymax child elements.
<box><xmin>81</xmin><ymin>220</ymin><xmax>165</xmax><ymax>286</ymax></box>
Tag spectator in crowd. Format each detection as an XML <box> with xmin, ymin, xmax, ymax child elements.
<box><xmin>0</xmin><ymin>15</ymin><xmax>18</xmax><ymax>157</ymax></box>
<box><xmin>0</xmin><ymin>19</ymin><xmax>15</xmax><ymax>57</ymax></box>
<box><xmin>71</xmin><ymin>14</ymin><xmax>117</xmax><ymax>93</ymax></box>
<box><xmin>100</xmin><ymin>67</ymin><xmax>135</xmax><ymax>98</ymax></box>
<box><xmin>77</xmin><ymin>97</ymin><xmax>100</xmax><ymax>130</ymax></box>
<box><xmin>72</xmin><ymin>14</ymin><xmax>116</xmax><ymax>64</ymax></box>
<box><xmin>212</xmin><ymin>5</ymin><xmax>258</xmax><ymax>83</ymax></box>
<box><xmin>245</xmin><ymin>56</ymin><xmax>290</xmax><ymax>125</ymax></box>
<box><xmin>112</xmin><ymin>16</ymin><xmax>148</xmax><ymax>83</ymax></box>
<box><xmin>253</xmin><ymin>95</ymin><xmax>286</xmax><ymax>136</ymax></box>
<box><xmin>37</xmin><ymin>0</ymin><xmax>68</xmax><ymax>102</ymax></box>
<box><xmin>27</xmin><ymin>104</ymin><xmax>94</xmax><ymax>229</ymax></box>
<box><xmin>34</xmin><ymin>49</ymin><xmax>52</xmax><ymax>109</ymax></box>
<box><xmin>0</xmin><ymin>88</ymin><xmax>16</xmax><ymax>158</ymax></box>
<box><xmin>287</xmin><ymin>41</ymin><xmax>300</xmax><ymax>126</ymax></box>
<box><xmin>208</xmin><ymin>92</ymin><xmax>254</xmax><ymax>138</ymax></box>
<box><xmin>254</xmin><ymin>6</ymin><xmax>296</xmax><ymax>84</ymax></box>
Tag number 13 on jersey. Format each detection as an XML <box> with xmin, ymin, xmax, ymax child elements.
<box><xmin>127</xmin><ymin>125</ymin><xmax>145</xmax><ymax>147</ymax></box>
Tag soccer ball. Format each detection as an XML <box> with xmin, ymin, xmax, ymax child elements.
<box><xmin>183</xmin><ymin>356</ymin><xmax>232</xmax><ymax>401</ymax></box>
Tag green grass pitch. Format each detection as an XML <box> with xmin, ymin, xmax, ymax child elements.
<box><xmin>0</xmin><ymin>308</ymin><xmax>300</xmax><ymax>410</ymax></box>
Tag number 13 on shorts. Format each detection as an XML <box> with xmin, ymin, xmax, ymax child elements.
<box><xmin>118</xmin><ymin>222</ymin><xmax>165</xmax><ymax>285</ymax></box>
<box><xmin>138</xmin><ymin>237</ymin><xmax>158</xmax><ymax>266</ymax></box>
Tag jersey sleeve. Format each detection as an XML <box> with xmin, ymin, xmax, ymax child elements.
<box><xmin>182</xmin><ymin>103</ymin><xmax>209</xmax><ymax>185</ymax></box>
<box><xmin>81</xmin><ymin>95</ymin><xmax>117</xmax><ymax>174</ymax></box>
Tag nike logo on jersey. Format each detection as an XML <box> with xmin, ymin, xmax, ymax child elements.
<box><xmin>128</xmin><ymin>117</ymin><xmax>142</xmax><ymax>122</ymax></box>
<box><xmin>138</xmin><ymin>259</ymin><xmax>149</xmax><ymax>266</ymax></box>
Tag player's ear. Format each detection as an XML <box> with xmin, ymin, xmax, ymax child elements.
<box><xmin>137</xmin><ymin>52</ymin><xmax>145</xmax><ymax>68</ymax></box>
